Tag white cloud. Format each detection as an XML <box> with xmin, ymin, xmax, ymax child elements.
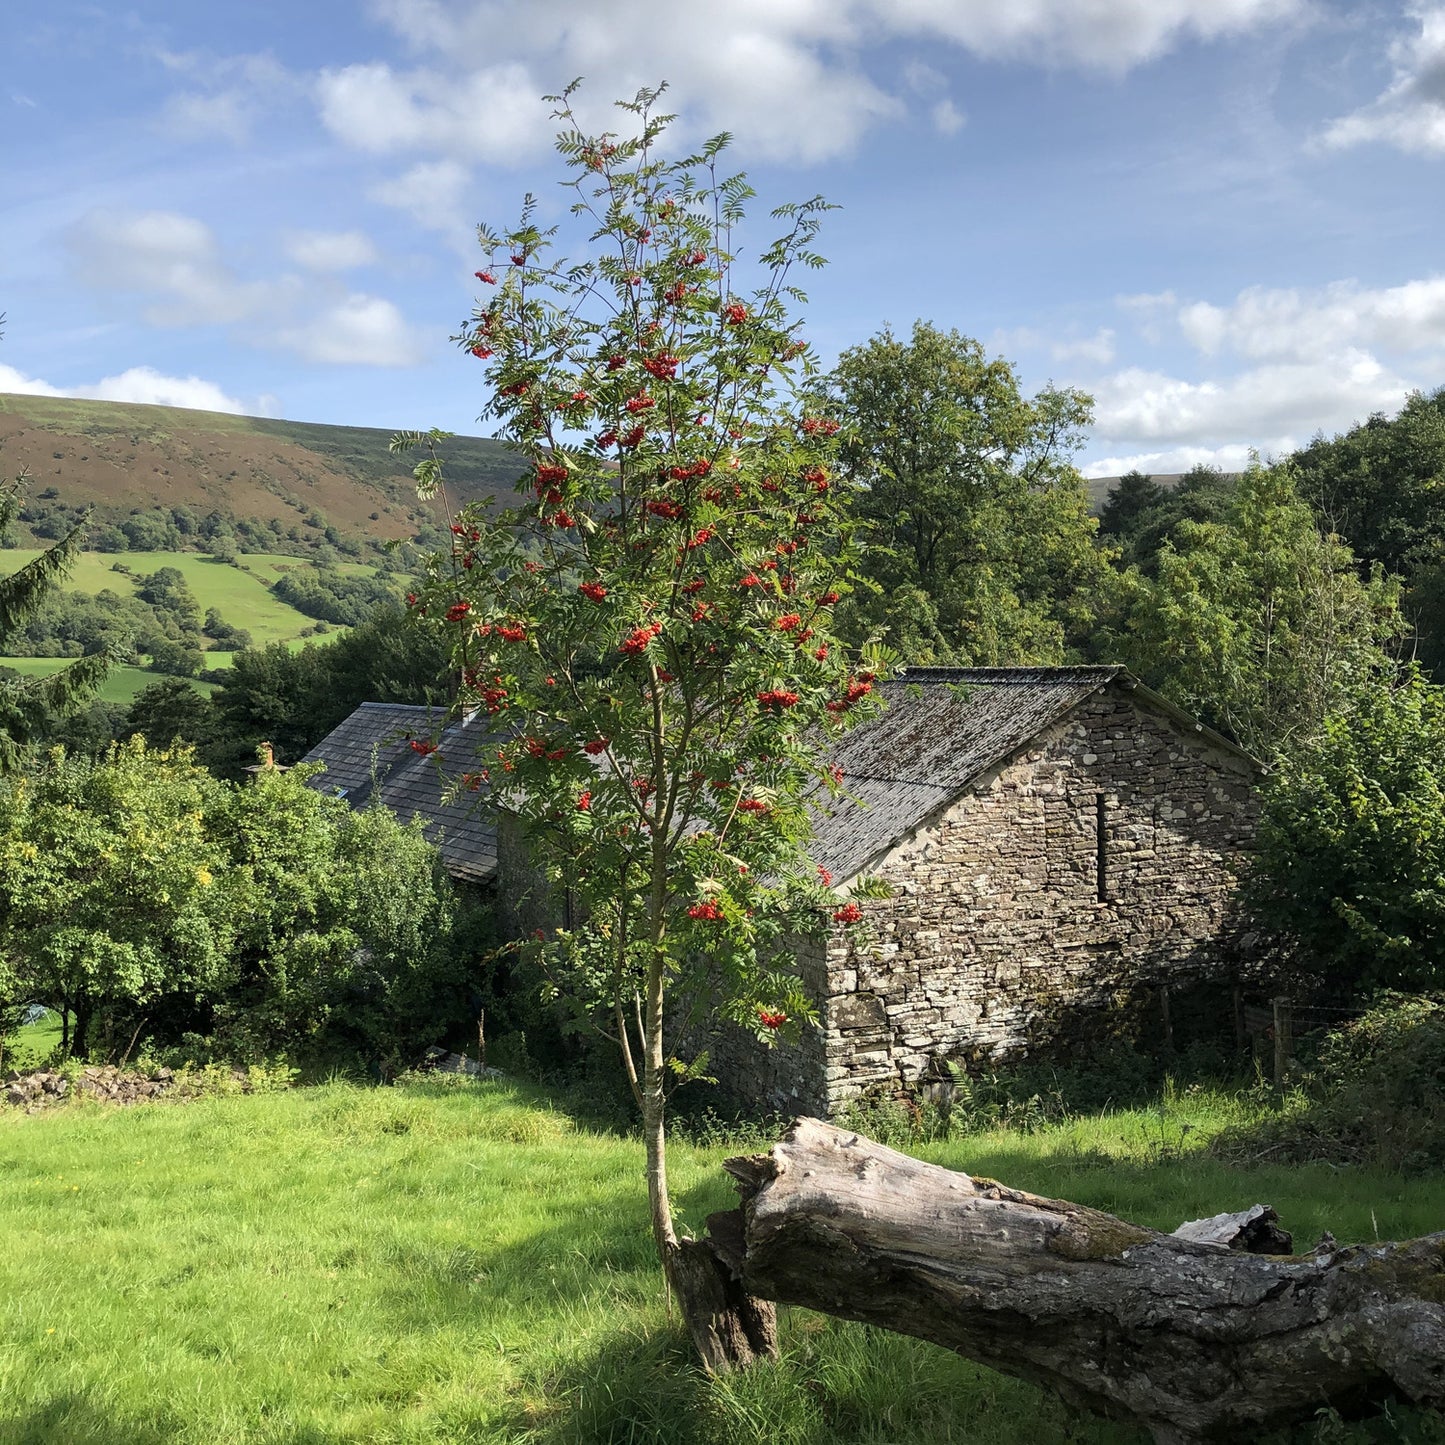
<box><xmin>1091</xmin><ymin>352</ymin><xmax>1413</xmax><ymax>451</ymax></box>
<box><xmin>931</xmin><ymin>99</ymin><xmax>966</xmax><ymax>135</ymax></box>
<box><xmin>0</xmin><ymin>361</ymin><xmax>249</xmax><ymax>413</ymax></box>
<box><xmin>1322</xmin><ymin>4</ymin><xmax>1445</xmax><ymax>155</ymax></box>
<box><xmin>316</xmin><ymin>60</ymin><xmax>550</xmax><ymax>163</ymax></box>
<box><xmin>67</xmin><ymin>209</ymin><xmax>285</xmax><ymax>327</ymax></box>
<box><xmin>1052</xmin><ymin>328</ymin><xmax>1116</xmax><ymax>365</ymax></box>
<box><xmin>0</xmin><ymin>363</ymin><xmax>66</xmax><ymax>398</ymax></box>
<box><xmin>1082</xmin><ymin>443</ymin><xmax>1260</xmax><ymax>478</ymax></box>
<box><xmin>1178</xmin><ymin>277</ymin><xmax>1445</xmax><ymax>361</ymax></box>
<box><xmin>306</xmin><ymin>0</ymin><xmax>1295</xmax><ymax>166</ymax></box>
<box><xmin>368</xmin><ymin>159</ymin><xmax>475</xmax><ymax>238</ymax></box>
<box><xmin>865</xmin><ymin>0</ymin><xmax>1301</xmax><ymax>71</ymax></box>
<box><xmin>157</xmin><ymin>51</ymin><xmax>298</xmax><ymax>144</ymax></box>
<box><xmin>66</xmin><ymin>207</ymin><xmax>425</xmax><ymax>369</ymax></box>
<box><xmin>277</xmin><ymin>294</ymin><xmax>425</xmax><ymax>366</ymax></box>
<box><xmin>284</xmin><ymin>229</ymin><xmax>381</xmax><ymax>271</ymax></box>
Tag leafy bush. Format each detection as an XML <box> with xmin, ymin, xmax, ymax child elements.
<box><xmin>0</xmin><ymin>743</ymin><xmax>492</xmax><ymax>1071</ymax></box>
<box><xmin>1245</xmin><ymin>669</ymin><xmax>1445</xmax><ymax>998</ymax></box>
<box><xmin>270</xmin><ymin>566</ymin><xmax>398</xmax><ymax>626</ymax></box>
<box><xmin>1214</xmin><ymin>994</ymin><xmax>1445</xmax><ymax>1172</ymax></box>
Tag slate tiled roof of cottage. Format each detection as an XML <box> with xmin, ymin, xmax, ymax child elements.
<box><xmin>308</xmin><ymin>667</ymin><xmax>1250</xmax><ymax>891</ymax></box>
<box><xmin>809</xmin><ymin>666</ymin><xmax>1138</xmax><ymax>880</ymax></box>
<box><xmin>300</xmin><ymin>702</ymin><xmax>498</xmax><ymax>883</ymax></box>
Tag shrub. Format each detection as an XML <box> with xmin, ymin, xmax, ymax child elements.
<box><xmin>1214</xmin><ymin>994</ymin><xmax>1445</xmax><ymax>1172</ymax></box>
<box><xmin>1245</xmin><ymin>669</ymin><xmax>1445</xmax><ymax>999</ymax></box>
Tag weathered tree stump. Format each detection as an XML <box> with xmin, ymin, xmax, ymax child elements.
<box><xmin>704</xmin><ymin>1118</ymin><xmax>1445</xmax><ymax>1443</ymax></box>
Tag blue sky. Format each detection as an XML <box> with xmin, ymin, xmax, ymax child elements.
<box><xmin>3</xmin><ymin>0</ymin><xmax>1443</xmax><ymax>475</ymax></box>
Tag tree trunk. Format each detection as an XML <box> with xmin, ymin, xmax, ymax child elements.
<box><xmin>638</xmin><ymin>945</ymin><xmax>778</xmax><ymax>1373</ymax></box>
<box><xmin>705</xmin><ymin>1117</ymin><xmax>1445</xmax><ymax>1443</ymax></box>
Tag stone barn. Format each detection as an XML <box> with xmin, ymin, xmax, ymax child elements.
<box><xmin>304</xmin><ymin>671</ymin><xmax>1261</xmax><ymax>1118</ymax></box>
<box><xmin>701</xmin><ymin>666</ymin><xmax>1262</xmax><ymax>1117</ymax></box>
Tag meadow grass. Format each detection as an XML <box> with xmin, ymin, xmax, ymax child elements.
<box><xmin>0</xmin><ymin>1078</ymin><xmax>1441</xmax><ymax>1445</ymax></box>
<box><xmin>0</xmin><ymin>658</ymin><xmax>213</xmax><ymax>704</ymax></box>
<box><xmin>1</xmin><ymin>1011</ymin><xmax>61</xmax><ymax>1072</ymax></box>
<box><xmin>0</xmin><ymin>550</ymin><xmax>378</xmax><ymax>650</ymax></box>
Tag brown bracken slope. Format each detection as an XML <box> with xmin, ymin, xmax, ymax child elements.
<box><xmin>0</xmin><ymin>393</ymin><xmax>528</xmax><ymax>539</ymax></box>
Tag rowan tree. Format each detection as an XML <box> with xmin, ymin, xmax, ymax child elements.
<box><xmin>397</xmin><ymin>85</ymin><xmax>886</xmax><ymax>1350</ymax></box>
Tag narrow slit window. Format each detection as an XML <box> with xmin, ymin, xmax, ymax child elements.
<box><xmin>1095</xmin><ymin>792</ymin><xmax>1108</xmax><ymax>902</ymax></box>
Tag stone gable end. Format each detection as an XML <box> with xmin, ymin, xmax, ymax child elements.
<box><xmin>708</xmin><ymin>683</ymin><xmax>1259</xmax><ymax>1117</ymax></box>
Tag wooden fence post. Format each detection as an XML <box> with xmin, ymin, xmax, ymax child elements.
<box><xmin>1272</xmin><ymin>996</ymin><xmax>1293</xmax><ymax>1090</ymax></box>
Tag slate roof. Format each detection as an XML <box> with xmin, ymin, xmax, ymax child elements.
<box><xmin>306</xmin><ymin>667</ymin><xmax>1251</xmax><ymax>890</ymax></box>
<box><xmin>802</xmin><ymin>667</ymin><xmax>1119</xmax><ymax>880</ymax></box>
<box><xmin>300</xmin><ymin>702</ymin><xmax>498</xmax><ymax>883</ymax></box>
<box><xmin>806</xmin><ymin>665</ymin><xmax>1258</xmax><ymax>881</ymax></box>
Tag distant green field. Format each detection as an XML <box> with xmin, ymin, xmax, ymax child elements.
<box><xmin>0</xmin><ymin>658</ymin><xmax>215</xmax><ymax>704</ymax></box>
<box><xmin>4</xmin><ymin>1010</ymin><xmax>60</xmax><ymax>1070</ymax></box>
<box><xmin>0</xmin><ymin>549</ymin><xmax>381</xmax><ymax>651</ymax></box>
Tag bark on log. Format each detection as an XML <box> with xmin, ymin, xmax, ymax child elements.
<box><xmin>706</xmin><ymin>1117</ymin><xmax>1445</xmax><ymax>1444</ymax></box>
<box><xmin>670</xmin><ymin>1232</ymin><xmax>778</xmax><ymax>1372</ymax></box>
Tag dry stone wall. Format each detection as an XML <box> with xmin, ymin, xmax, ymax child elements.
<box><xmin>712</xmin><ymin>686</ymin><xmax>1260</xmax><ymax>1116</ymax></box>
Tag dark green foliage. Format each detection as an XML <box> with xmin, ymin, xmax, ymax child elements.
<box><xmin>1096</xmin><ymin>468</ymin><xmax>1164</xmax><ymax>540</ymax></box>
<box><xmin>0</xmin><ymin>740</ymin><xmax>231</xmax><ymax>1057</ymax></box>
<box><xmin>204</xmin><ymin>604</ymin><xmax>451</xmax><ymax>773</ymax></box>
<box><xmin>1112</xmin><ymin>463</ymin><xmax>1236</xmax><ymax>574</ymax></box>
<box><xmin>269</xmin><ymin>566</ymin><xmax>400</xmax><ymax>626</ymax></box>
<box><xmin>1215</xmin><ymin>995</ymin><xmax>1445</xmax><ymax>1173</ymax></box>
<box><xmin>119</xmin><ymin>509</ymin><xmax>182</xmax><ymax>552</ymax></box>
<box><xmin>1293</xmin><ymin>388</ymin><xmax>1445</xmax><ymax>577</ymax></box>
<box><xmin>124</xmin><ymin>677</ymin><xmax>217</xmax><ymax>750</ymax></box>
<box><xmin>199</xmin><ymin>766</ymin><xmax>485</xmax><ymax>1071</ymax></box>
<box><xmin>827</xmin><ymin>321</ymin><xmax>1112</xmax><ymax>665</ymax></box>
<box><xmin>1246</xmin><ymin>669</ymin><xmax>1445</xmax><ymax>996</ymax></box>
<box><xmin>1104</xmin><ymin>463</ymin><xmax>1405</xmax><ymax>759</ymax></box>
<box><xmin>201</xmin><ymin>607</ymin><xmax>250</xmax><ymax>649</ymax></box>
<box><xmin>0</xmin><ymin>478</ymin><xmax>109</xmax><ymax>773</ymax></box>
<box><xmin>0</xmin><ymin>742</ymin><xmax>490</xmax><ymax>1067</ymax></box>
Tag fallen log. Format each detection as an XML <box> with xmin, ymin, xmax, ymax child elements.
<box><xmin>705</xmin><ymin>1117</ymin><xmax>1445</xmax><ymax>1444</ymax></box>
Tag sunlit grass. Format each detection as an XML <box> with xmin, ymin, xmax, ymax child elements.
<box><xmin>0</xmin><ymin>1078</ymin><xmax>1440</xmax><ymax>1444</ymax></box>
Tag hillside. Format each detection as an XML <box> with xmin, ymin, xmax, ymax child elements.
<box><xmin>0</xmin><ymin>393</ymin><xmax>526</xmax><ymax>543</ymax></box>
<box><xmin>1084</xmin><ymin>472</ymin><xmax>1192</xmax><ymax>513</ymax></box>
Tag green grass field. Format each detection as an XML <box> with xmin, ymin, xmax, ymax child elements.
<box><xmin>2</xmin><ymin>1010</ymin><xmax>61</xmax><ymax>1071</ymax></box>
<box><xmin>0</xmin><ymin>656</ymin><xmax>216</xmax><ymax>704</ymax></box>
<box><xmin>0</xmin><ymin>550</ymin><xmax>374</xmax><ymax>651</ymax></box>
<box><xmin>1</xmin><ymin>1078</ymin><xmax>1441</xmax><ymax>1445</ymax></box>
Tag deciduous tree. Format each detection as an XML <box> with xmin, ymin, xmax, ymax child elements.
<box><xmin>399</xmin><ymin>84</ymin><xmax>885</xmax><ymax>1359</ymax></box>
<box><xmin>825</xmin><ymin>321</ymin><xmax>1109</xmax><ymax>664</ymax></box>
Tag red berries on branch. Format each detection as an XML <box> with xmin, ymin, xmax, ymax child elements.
<box><xmin>832</xmin><ymin>902</ymin><xmax>862</xmax><ymax>924</ymax></box>
<box><xmin>409</xmin><ymin>739</ymin><xmax>438</xmax><ymax>756</ymax></box>
<box><xmin>620</xmin><ymin>622</ymin><xmax>663</xmax><ymax>655</ymax></box>
<box><xmin>579</xmin><ymin>581</ymin><xmax>608</xmax><ymax>602</ymax></box>
<box><xmin>757</xmin><ymin>1008</ymin><xmax>787</xmax><ymax>1029</ymax></box>
<box><xmin>687</xmin><ymin>899</ymin><xmax>723</xmax><ymax>921</ymax></box>
<box><xmin>756</xmin><ymin>689</ymin><xmax>800</xmax><ymax>711</ymax></box>
<box><xmin>723</xmin><ymin>302</ymin><xmax>747</xmax><ymax>325</ymax></box>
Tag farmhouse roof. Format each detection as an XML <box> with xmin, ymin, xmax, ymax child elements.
<box><xmin>299</xmin><ymin>702</ymin><xmax>496</xmax><ymax>883</ymax></box>
<box><xmin>808</xmin><ymin>666</ymin><xmax>1255</xmax><ymax>881</ymax></box>
<box><xmin>306</xmin><ymin>668</ymin><xmax>1253</xmax><ymax>890</ymax></box>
